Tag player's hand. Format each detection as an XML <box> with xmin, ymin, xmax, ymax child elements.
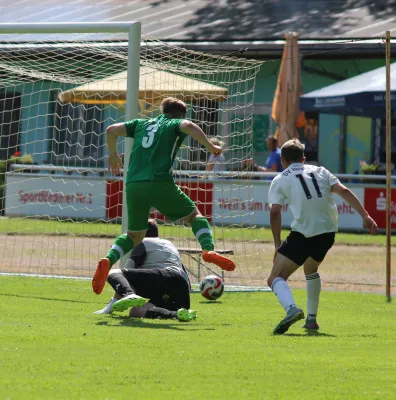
<box><xmin>208</xmin><ymin>144</ymin><xmax>222</xmax><ymax>155</ymax></box>
<box><xmin>363</xmin><ymin>215</ymin><xmax>378</xmax><ymax>234</ymax></box>
<box><xmin>108</xmin><ymin>152</ymin><xmax>122</xmax><ymax>175</ymax></box>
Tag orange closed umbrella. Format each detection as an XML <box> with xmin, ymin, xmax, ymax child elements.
<box><xmin>271</xmin><ymin>32</ymin><xmax>302</xmax><ymax>147</ymax></box>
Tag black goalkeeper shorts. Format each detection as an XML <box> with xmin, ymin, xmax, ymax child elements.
<box><xmin>278</xmin><ymin>231</ymin><xmax>335</xmax><ymax>266</ymax></box>
<box><xmin>121</xmin><ymin>267</ymin><xmax>190</xmax><ymax>311</ymax></box>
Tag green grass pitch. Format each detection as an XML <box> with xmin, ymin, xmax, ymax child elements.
<box><xmin>1</xmin><ymin>276</ymin><xmax>396</xmax><ymax>399</ymax></box>
<box><xmin>0</xmin><ymin>217</ymin><xmax>392</xmax><ymax>246</ymax></box>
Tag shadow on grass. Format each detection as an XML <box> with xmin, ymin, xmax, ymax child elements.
<box><xmin>0</xmin><ymin>292</ymin><xmax>93</xmax><ymax>304</ymax></box>
<box><xmin>96</xmin><ymin>315</ymin><xmax>215</xmax><ymax>331</ymax></box>
<box><xmin>199</xmin><ymin>300</ymin><xmax>223</xmax><ymax>304</ymax></box>
<box><xmin>281</xmin><ymin>332</ymin><xmax>336</xmax><ymax>337</ymax></box>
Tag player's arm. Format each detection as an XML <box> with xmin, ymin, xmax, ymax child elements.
<box><xmin>179</xmin><ymin>120</ymin><xmax>221</xmax><ymax>155</ymax></box>
<box><xmin>270</xmin><ymin>204</ymin><xmax>283</xmax><ymax>250</ymax></box>
<box><xmin>106</xmin><ymin>123</ymin><xmax>128</xmax><ymax>175</ymax></box>
<box><xmin>125</xmin><ymin>242</ymin><xmax>147</xmax><ymax>269</ymax></box>
<box><xmin>266</xmin><ymin>163</ymin><xmax>279</xmax><ymax>172</ymax></box>
<box><xmin>268</xmin><ymin>177</ymin><xmax>285</xmax><ymax>252</ymax></box>
<box><xmin>331</xmin><ymin>182</ymin><xmax>378</xmax><ymax>234</ymax></box>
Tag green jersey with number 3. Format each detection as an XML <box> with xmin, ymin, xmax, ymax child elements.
<box><xmin>124</xmin><ymin>115</ymin><xmax>186</xmax><ymax>183</ymax></box>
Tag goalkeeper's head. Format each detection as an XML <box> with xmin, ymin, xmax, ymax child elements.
<box><xmin>161</xmin><ymin>97</ymin><xmax>187</xmax><ymax>118</ymax></box>
<box><xmin>145</xmin><ymin>218</ymin><xmax>159</xmax><ymax>238</ymax></box>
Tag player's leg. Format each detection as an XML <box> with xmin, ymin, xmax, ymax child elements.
<box><xmin>93</xmin><ymin>293</ymin><xmax>121</xmax><ymax>315</ymax></box>
<box><xmin>153</xmin><ymin>181</ymin><xmax>235</xmax><ymax>271</ymax></box>
<box><xmin>268</xmin><ymin>232</ymin><xmax>307</xmax><ymax>334</ymax></box>
<box><xmin>149</xmin><ymin>269</ymin><xmax>191</xmax><ymax>310</ymax></box>
<box><xmin>302</xmin><ymin>257</ymin><xmax>322</xmax><ymax>330</ymax></box>
<box><xmin>185</xmin><ymin>209</ymin><xmax>235</xmax><ymax>271</ymax></box>
<box><xmin>106</xmin><ymin>269</ymin><xmax>147</xmax><ymax>312</ymax></box>
<box><xmin>302</xmin><ymin>232</ymin><xmax>335</xmax><ymax>330</ymax></box>
<box><xmin>105</xmin><ymin>234</ymin><xmax>134</xmax><ymax>268</ymax></box>
<box><xmin>93</xmin><ymin>233</ymin><xmax>135</xmax><ymax>294</ymax></box>
<box><xmin>92</xmin><ymin>182</ymin><xmax>150</xmax><ymax>294</ymax></box>
<box><xmin>124</xmin><ymin>267</ymin><xmax>197</xmax><ymax>321</ymax></box>
<box><xmin>268</xmin><ymin>253</ymin><xmax>304</xmax><ymax>334</ymax></box>
<box><xmin>129</xmin><ymin>303</ymin><xmax>197</xmax><ymax>322</ymax></box>
<box><xmin>143</xmin><ymin>277</ymin><xmax>197</xmax><ymax>322</ymax></box>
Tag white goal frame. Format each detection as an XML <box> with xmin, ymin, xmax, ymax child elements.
<box><xmin>0</xmin><ymin>23</ymin><xmax>268</xmax><ymax>290</ymax></box>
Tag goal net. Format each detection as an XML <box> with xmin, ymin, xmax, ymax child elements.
<box><xmin>0</xmin><ymin>24</ymin><xmax>268</xmax><ymax>289</ymax></box>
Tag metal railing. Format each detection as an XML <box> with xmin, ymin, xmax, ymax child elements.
<box><xmin>7</xmin><ymin>164</ymin><xmax>396</xmax><ymax>182</ymax></box>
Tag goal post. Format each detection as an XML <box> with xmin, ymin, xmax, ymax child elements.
<box><xmin>0</xmin><ymin>22</ymin><xmax>268</xmax><ymax>290</ymax></box>
<box><xmin>0</xmin><ymin>22</ymin><xmax>142</xmax><ymax>268</ymax></box>
<box><xmin>122</xmin><ymin>24</ymin><xmax>141</xmax><ymax>247</ymax></box>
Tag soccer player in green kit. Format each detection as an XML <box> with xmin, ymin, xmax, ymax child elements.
<box><xmin>92</xmin><ymin>97</ymin><xmax>236</xmax><ymax>295</ymax></box>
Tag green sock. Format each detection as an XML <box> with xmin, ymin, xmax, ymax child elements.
<box><xmin>191</xmin><ymin>217</ymin><xmax>214</xmax><ymax>251</ymax></box>
<box><xmin>106</xmin><ymin>234</ymin><xmax>134</xmax><ymax>267</ymax></box>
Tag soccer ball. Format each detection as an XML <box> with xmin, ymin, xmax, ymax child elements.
<box><xmin>199</xmin><ymin>275</ymin><xmax>224</xmax><ymax>300</ymax></box>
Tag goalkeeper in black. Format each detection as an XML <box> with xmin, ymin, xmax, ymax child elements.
<box><xmin>93</xmin><ymin>219</ymin><xmax>196</xmax><ymax>322</ymax></box>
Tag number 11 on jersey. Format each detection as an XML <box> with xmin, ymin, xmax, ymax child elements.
<box><xmin>296</xmin><ymin>173</ymin><xmax>322</xmax><ymax>199</ymax></box>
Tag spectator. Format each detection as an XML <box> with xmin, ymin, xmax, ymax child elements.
<box><xmin>263</xmin><ymin>135</ymin><xmax>282</xmax><ymax>173</ymax></box>
<box><xmin>241</xmin><ymin>136</ymin><xmax>282</xmax><ymax>179</ymax></box>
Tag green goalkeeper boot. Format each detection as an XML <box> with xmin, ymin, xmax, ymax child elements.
<box><xmin>273</xmin><ymin>306</ymin><xmax>304</xmax><ymax>335</ymax></box>
<box><xmin>177</xmin><ymin>309</ymin><xmax>198</xmax><ymax>322</ymax></box>
<box><xmin>111</xmin><ymin>294</ymin><xmax>147</xmax><ymax>312</ymax></box>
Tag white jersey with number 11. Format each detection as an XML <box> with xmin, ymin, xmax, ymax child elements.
<box><xmin>268</xmin><ymin>163</ymin><xmax>340</xmax><ymax>237</ymax></box>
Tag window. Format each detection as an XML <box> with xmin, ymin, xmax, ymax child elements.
<box><xmin>51</xmin><ymin>101</ymin><xmax>104</xmax><ymax>167</ymax></box>
<box><xmin>0</xmin><ymin>92</ymin><xmax>21</xmax><ymax>160</ymax></box>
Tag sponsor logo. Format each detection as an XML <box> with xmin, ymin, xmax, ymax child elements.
<box><xmin>217</xmin><ymin>198</ymin><xmax>289</xmax><ymax>212</ymax></box>
<box><xmin>314</xmin><ymin>96</ymin><xmax>345</xmax><ymax>108</ymax></box>
<box><xmin>376</xmin><ymin>192</ymin><xmax>386</xmax><ymax>211</ymax></box>
<box><xmin>374</xmin><ymin>94</ymin><xmax>396</xmax><ymax>102</ymax></box>
<box><xmin>18</xmin><ymin>190</ymin><xmax>93</xmax><ymax>205</ymax></box>
<box><xmin>337</xmin><ymin>202</ymin><xmax>356</xmax><ymax>214</ymax></box>
<box><xmin>364</xmin><ymin>188</ymin><xmax>396</xmax><ymax>229</ymax></box>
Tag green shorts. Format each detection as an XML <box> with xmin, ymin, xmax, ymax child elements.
<box><xmin>126</xmin><ymin>181</ymin><xmax>196</xmax><ymax>231</ymax></box>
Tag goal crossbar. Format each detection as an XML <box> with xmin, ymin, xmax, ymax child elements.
<box><xmin>0</xmin><ymin>22</ymin><xmax>140</xmax><ymax>34</ymax></box>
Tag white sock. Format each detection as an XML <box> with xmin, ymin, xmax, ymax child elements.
<box><xmin>306</xmin><ymin>272</ymin><xmax>321</xmax><ymax>320</ymax></box>
<box><xmin>271</xmin><ymin>277</ymin><xmax>296</xmax><ymax>311</ymax></box>
<box><xmin>93</xmin><ymin>297</ymin><xmax>117</xmax><ymax>315</ymax></box>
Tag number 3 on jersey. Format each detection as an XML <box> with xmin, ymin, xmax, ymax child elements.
<box><xmin>142</xmin><ymin>123</ymin><xmax>159</xmax><ymax>148</ymax></box>
<box><xmin>296</xmin><ymin>173</ymin><xmax>322</xmax><ymax>199</ymax></box>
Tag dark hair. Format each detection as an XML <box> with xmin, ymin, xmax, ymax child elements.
<box><xmin>160</xmin><ymin>97</ymin><xmax>187</xmax><ymax>118</ymax></box>
<box><xmin>281</xmin><ymin>139</ymin><xmax>305</xmax><ymax>163</ymax></box>
<box><xmin>145</xmin><ymin>219</ymin><xmax>159</xmax><ymax>238</ymax></box>
<box><xmin>266</xmin><ymin>135</ymin><xmax>277</xmax><ymax>143</ymax></box>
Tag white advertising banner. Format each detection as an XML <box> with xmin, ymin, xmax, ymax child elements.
<box><xmin>213</xmin><ymin>182</ymin><xmax>364</xmax><ymax>231</ymax></box>
<box><xmin>336</xmin><ymin>187</ymin><xmax>364</xmax><ymax>230</ymax></box>
<box><xmin>5</xmin><ymin>174</ymin><xmax>106</xmax><ymax>219</ymax></box>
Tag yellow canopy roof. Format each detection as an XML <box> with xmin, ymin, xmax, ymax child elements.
<box><xmin>58</xmin><ymin>66</ymin><xmax>228</xmax><ymax>105</ymax></box>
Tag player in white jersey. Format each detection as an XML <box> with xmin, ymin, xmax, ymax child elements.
<box><xmin>93</xmin><ymin>219</ymin><xmax>196</xmax><ymax>322</ymax></box>
<box><xmin>267</xmin><ymin>139</ymin><xmax>377</xmax><ymax>334</ymax></box>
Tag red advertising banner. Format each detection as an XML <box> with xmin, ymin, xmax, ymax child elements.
<box><xmin>364</xmin><ymin>187</ymin><xmax>396</xmax><ymax>229</ymax></box>
<box><xmin>106</xmin><ymin>180</ymin><xmax>213</xmax><ymax>222</ymax></box>
<box><xmin>106</xmin><ymin>180</ymin><xmax>123</xmax><ymax>220</ymax></box>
